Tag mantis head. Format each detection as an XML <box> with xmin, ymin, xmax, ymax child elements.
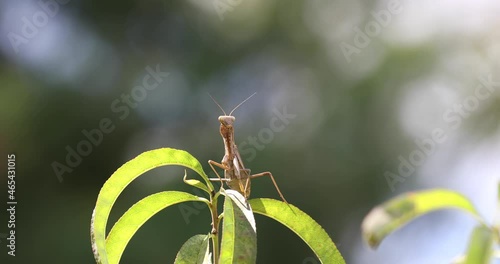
<box><xmin>209</xmin><ymin>92</ymin><xmax>256</xmax><ymax>128</ymax></box>
<box><xmin>218</xmin><ymin>116</ymin><xmax>235</xmax><ymax>127</ymax></box>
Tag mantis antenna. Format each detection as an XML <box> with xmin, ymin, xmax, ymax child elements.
<box><xmin>208</xmin><ymin>92</ymin><xmax>257</xmax><ymax>116</ymax></box>
<box><xmin>208</xmin><ymin>93</ymin><xmax>227</xmax><ymax>116</ymax></box>
<box><xmin>229</xmin><ymin>92</ymin><xmax>257</xmax><ymax>116</ymax></box>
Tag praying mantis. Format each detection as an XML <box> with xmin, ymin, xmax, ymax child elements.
<box><xmin>208</xmin><ymin>93</ymin><xmax>288</xmax><ymax>203</ymax></box>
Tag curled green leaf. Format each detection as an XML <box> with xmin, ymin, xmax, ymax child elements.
<box><xmin>183</xmin><ymin>170</ymin><xmax>212</xmax><ymax>195</ymax></box>
<box><xmin>464</xmin><ymin>225</ymin><xmax>494</xmax><ymax>264</ymax></box>
<box><xmin>106</xmin><ymin>191</ymin><xmax>208</xmax><ymax>263</ymax></box>
<box><xmin>249</xmin><ymin>198</ymin><xmax>345</xmax><ymax>264</ymax></box>
<box><xmin>174</xmin><ymin>234</ymin><xmax>212</xmax><ymax>264</ymax></box>
<box><xmin>220</xmin><ymin>190</ymin><xmax>257</xmax><ymax>264</ymax></box>
<box><xmin>362</xmin><ymin>189</ymin><xmax>485</xmax><ymax>249</ymax></box>
<box><xmin>91</xmin><ymin>148</ymin><xmax>212</xmax><ymax>264</ymax></box>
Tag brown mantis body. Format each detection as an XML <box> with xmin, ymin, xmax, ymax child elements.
<box><xmin>208</xmin><ymin>93</ymin><xmax>288</xmax><ymax>203</ymax></box>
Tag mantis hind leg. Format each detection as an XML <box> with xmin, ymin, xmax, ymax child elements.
<box><xmin>242</xmin><ymin>169</ymin><xmax>251</xmax><ymax>199</ymax></box>
<box><xmin>250</xmin><ymin>171</ymin><xmax>288</xmax><ymax>204</ymax></box>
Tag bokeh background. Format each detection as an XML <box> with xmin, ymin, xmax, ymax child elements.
<box><xmin>1</xmin><ymin>0</ymin><xmax>499</xmax><ymax>263</ymax></box>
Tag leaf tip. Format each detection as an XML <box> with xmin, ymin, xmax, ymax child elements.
<box><xmin>361</xmin><ymin>207</ymin><xmax>391</xmax><ymax>249</ymax></box>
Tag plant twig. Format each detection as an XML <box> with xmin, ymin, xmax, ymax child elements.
<box><xmin>210</xmin><ymin>191</ymin><xmax>220</xmax><ymax>263</ymax></box>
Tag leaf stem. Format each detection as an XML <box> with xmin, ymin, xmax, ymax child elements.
<box><xmin>210</xmin><ymin>191</ymin><xmax>220</xmax><ymax>264</ymax></box>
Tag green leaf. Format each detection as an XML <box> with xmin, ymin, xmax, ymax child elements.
<box><xmin>183</xmin><ymin>170</ymin><xmax>212</xmax><ymax>195</ymax></box>
<box><xmin>174</xmin><ymin>234</ymin><xmax>212</xmax><ymax>264</ymax></box>
<box><xmin>249</xmin><ymin>198</ymin><xmax>345</xmax><ymax>264</ymax></box>
<box><xmin>224</xmin><ymin>190</ymin><xmax>256</xmax><ymax>232</ymax></box>
<box><xmin>91</xmin><ymin>148</ymin><xmax>213</xmax><ymax>264</ymax></box>
<box><xmin>361</xmin><ymin>189</ymin><xmax>484</xmax><ymax>249</ymax></box>
<box><xmin>220</xmin><ymin>190</ymin><xmax>257</xmax><ymax>264</ymax></box>
<box><xmin>464</xmin><ymin>225</ymin><xmax>494</xmax><ymax>264</ymax></box>
<box><xmin>106</xmin><ymin>191</ymin><xmax>208</xmax><ymax>264</ymax></box>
